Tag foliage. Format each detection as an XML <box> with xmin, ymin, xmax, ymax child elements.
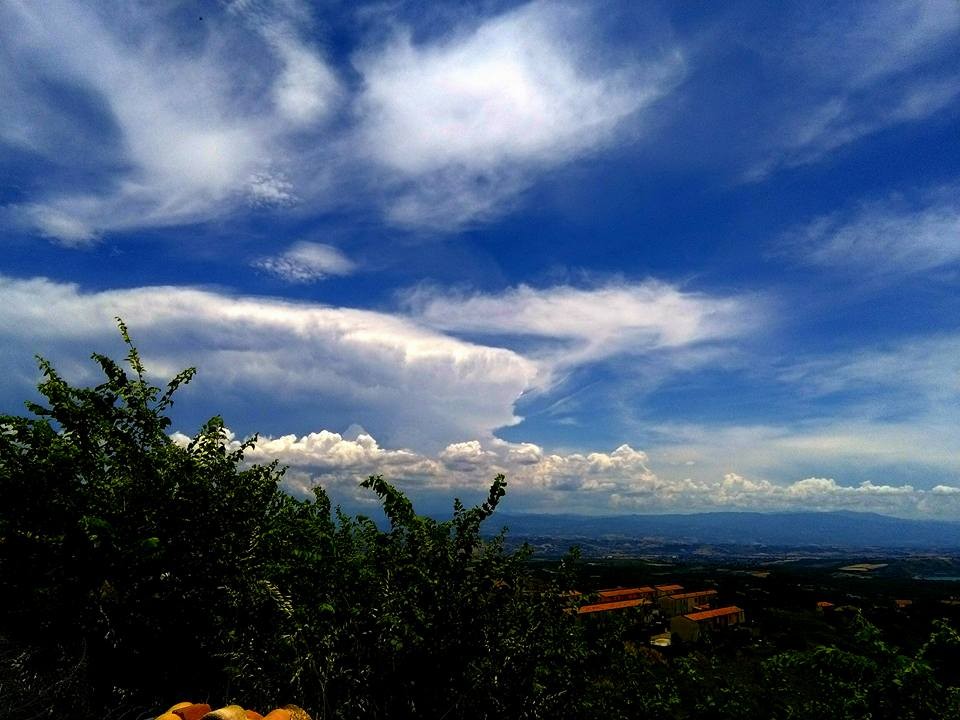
<box><xmin>0</xmin><ymin>322</ymin><xmax>580</xmax><ymax>718</ymax></box>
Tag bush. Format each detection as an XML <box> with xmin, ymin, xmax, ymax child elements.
<box><xmin>0</xmin><ymin>322</ymin><xmax>580</xmax><ymax>718</ymax></box>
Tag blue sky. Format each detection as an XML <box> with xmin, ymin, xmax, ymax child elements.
<box><xmin>2</xmin><ymin>0</ymin><xmax>960</xmax><ymax>517</ymax></box>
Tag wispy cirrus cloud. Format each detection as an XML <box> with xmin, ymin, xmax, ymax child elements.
<box><xmin>778</xmin><ymin>333</ymin><xmax>960</xmax><ymax>404</ymax></box>
<box><xmin>745</xmin><ymin>0</ymin><xmax>960</xmax><ymax>178</ymax></box>
<box><xmin>776</xmin><ymin>186</ymin><xmax>960</xmax><ymax>277</ymax></box>
<box><xmin>0</xmin><ymin>0</ymin><xmax>337</xmax><ymax>243</ymax></box>
<box><xmin>0</xmin><ymin>0</ymin><xmax>683</xmax><ymax>242</ymax></box>
<box><xmin>642</xmin><ymin>331</ymin><xmax>960</xmax><ymax>508</ymax></box>
<box><xmin>405</xmin><ymin>281</ymin><xmax>759</xmax><ymax>378</ymax></box>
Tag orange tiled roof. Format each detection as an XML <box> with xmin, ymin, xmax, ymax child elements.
<box><xmin>683</xmin><ymin>605</ymin><xmax>743</xmax><ymax>622</ymax></box>
<box><xmin>655</xmin><ymin>584</ymin><xmax>684</xmax><ymax>591</ymax></box>
<box><xmin>597</xmin><ymin>587</ymin><xmax>654</xmax><ymax>597</ymax></box>
<box><xmin>668</xmin><ymin>590</ymin><xmax>718</xmax><ymax>600</ymax></box>
<box><xmin>578</xmin><ymin>598</ymin><xmax>651</xmax><ymax>614</ymax></box>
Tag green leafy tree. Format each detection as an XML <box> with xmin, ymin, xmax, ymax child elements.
<box><xmin>0</xmin><ymin>322</ymin><xmax>585</xmax><ymax>718</ymax></box>
<box><xmin>0</xmin><ymin>321</ymin><xmax>302</xmax><ymax>713</ymax></box>
<box><xmin>760</xmin><ymin>610</ymin><xmax>950</xmax><ymax>720</ymax></box>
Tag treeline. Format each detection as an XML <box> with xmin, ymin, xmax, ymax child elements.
<box><xmin>1</xmin><ymin>326</ymin><xmax>959</xmax><ymax>719</ymax></box>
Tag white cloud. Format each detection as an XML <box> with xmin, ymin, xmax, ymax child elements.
<box><xmin>651</xmin><ymin>415</ymin><xmax>960</xmax><ymax>488</ymax></box>
<box><xmin>440</xmin><ymin>440</ymin><xmax>498</xmax><ymax>471</ymax></box>
<box><xmin>24</xmin><ymin>205</ymin><xmax>98</xmax><ymax>247</ymax></box>
<box><xmin>612</xmin><ymin>466</ymin><xmax>960</xmax><ymax>517</ymax></box>
<box><xmin>231</xmin><ymin>427</ymin><xmax>662</xmax><ymax>507</ymax></box>
<box><xmin>0</xmin><ymin>0</ymin><xmax>339</xmax><ymax>242</ymax></box>
<box><xmin>248</xmin><ymin>173</ymin><xmax>298</xmax><ymax>207</ymax></box>
<box><xmin>1</xmin><ymin>0</ymin><xmax>683</xmax><ymax>239</ymax></box>
<box><xmin>3</xmin><ymin>273</ymin><xmax>959</xmax><ymax>517</ymax></box>
<box><xmin>0</xmin><ymin>275</ymin><xmax>538</xmax><ymax>449</ymax></box>
<box><xmin>270</xmin><ymin>35</ymin><xmax>340</xmax><ymax>126</ymax></box>
<box><xmin>0</xmin><ymin>275</ymin><xmax>758</xmax><ymax>448</ymax></box>
<box><xmin>779</xmin><ymin>333</ymin><xmax>960</xmax><ymax>404</ymax></box>
<box><xmin>777</xmin><ymin>187</ymin><xmax>960</xmax><ymax>276</ymax></box>
<box><xmin>192</xmin><ymin>424</ymin><xmax>960</xmax><ymax>517</ymax></box>
<box><xmin>253</xmin><ymin>241</ymin><xmax>356</xmax><ymax>282</ymax></box>
<box><xmin>406</xmin><ymin>281</ymin><xmax>757</xmax><ymax>374</ymax></box>
<box><xmin>353</xmin><ymin>0</ymin><xmax>684</xmax><ymax>228</ymax></box>
<box><xmin>640</xmin><ymin>332</ymin><xmax>960</xmax><ymax>499</ymax></box>
<box><xmin>225</xmin><ymin>0</ymin><xmax>340</xmax><ymax>126</ymax></box>
<box><xmin>746</xmin><ymin>0</ymin><xmax>960</xmax><ymax>177</ymax></box>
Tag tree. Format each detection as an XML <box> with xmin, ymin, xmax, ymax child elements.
<box><xmin>0</xmin><ymin>321</ymin><xmax>584</xmax><ymax>718</ymax></box>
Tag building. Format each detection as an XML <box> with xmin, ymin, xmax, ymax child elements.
<box><xmin>578</xmin><ymin>598</ymin><xmax>651</xmax><ymax>615</ymax></box>
<box><xmin>654</xmin><ymin>583</ymin><xmax>684</xmax><ymax>598</ymax></box>
<box><xmin>671</xmin><ymin>606</ymin><xmax>745</xmax><ymax>642</ymax></box>
<box><xmin>659</xmin><ymin>589</ymin><xmax>718</xmax><ymax>617</ymax></box>
<box><xmin>596</xmin><ymin>587</ymin><xmax>656</xmax><ymax>603</ymax></box>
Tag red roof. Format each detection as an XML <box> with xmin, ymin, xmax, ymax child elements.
<box><xmin>597</xmin><ymin>586</ymin><xmax>654</xmax><ymax>598</ymax></box>
<box><xmin>683</xmin><ymin>605</ymin><xmax>743</xmax><ymax>622</ymax></box>
<box><xmin>578</xmin><ymin>598</ymin><xmax>650</xmax><ymax>614</ymax></box>
<box><xmin>668</xmin><ymin>590</ymin><xmax>718</xmax><ymax>600</ymax></box>
<box><xmin>655</xmin><ymin>584</ymin><xmax>684</xmax><ymax>591</ymax></box>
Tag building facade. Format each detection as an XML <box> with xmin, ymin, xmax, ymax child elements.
<box><xmin>659</xmin><ymin>589</ymin><xmax>718</xmax><ymax>617</ymax></box>
<box><xmin>671</xmin><ymin>606</ymin><xmax>745</xmax><ymax>642</ymax></box>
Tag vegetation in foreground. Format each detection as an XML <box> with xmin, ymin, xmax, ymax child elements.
<box><xmin>2</xmin><ymin>324</ymin><xmax>959</xmax><ymax>719</ymax></box>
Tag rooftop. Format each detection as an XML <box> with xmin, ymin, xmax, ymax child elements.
<box><xmin>578</xmin><ymin>598</ymin><xmax>650</xmax><ymax>614</ymax></box>
<box><xmin>683</xmin><ymin>606</ymin><xmax>743</xmax><ymax>622</ymax></box>
<box><xmin>669</xmin><ymin>590</ymin><xmax>718</xmax><ymax>600</ymax></box>
<box><xmin>597</xmin><ymin>586</ymin><xmax>654</xmax><ymax>598</ymax></box>
<box><xmin>655</xmin><ymin>584</ymin><xmax>684</xmax><ymax>591</ymax></box>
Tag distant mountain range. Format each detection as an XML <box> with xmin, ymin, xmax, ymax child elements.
<box><xmin>490</xmin><ymin>511</ymin><xmax>960</xmax><ymax>549</ymax></box>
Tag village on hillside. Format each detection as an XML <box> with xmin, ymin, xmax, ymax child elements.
<box><xmin>574</xmin><ymin>583</ymin><xmax>745</xmax><ymax>646</ymax></box>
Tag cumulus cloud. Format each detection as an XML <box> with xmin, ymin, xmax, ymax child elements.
<box><xmin>406</xmin><ymin>281</ymin><xmax>757</xmax><ymax>374</ymax></box>
<box><xmin>253</xmin><ymin>241</ymin><xmax>356</xmax><ymax>282</ymax></box>
<box><xmin>642</xmin><ymin>407</ymin><xmax>960</xmax><ymax>523</ymax></box>
<box><xmin>227</xmin><ymin>427</ymin><xmax>661</xmax><ymax>507</ymax></box>
<box><xmin>776</xmin><ymin>186</ymin><xmax>960</xmax><ymax>276</ymax></box>
<box><xmin>611</xmin><ymin>468</ymin><xmax>960</xmax><ymax>517</ymax></box>
<box><xmin>353</xmin><ymin>0</ymin><xmax>684</xmax><ymax>228</ymax></box>
<box><xmin>188</xmin><ymin>424</ymin><xmax>960</xmax><ymax>517</ymax></box>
